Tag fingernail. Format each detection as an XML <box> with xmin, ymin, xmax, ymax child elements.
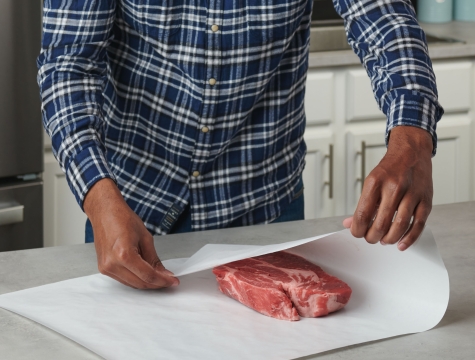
<box><xmin>172</xmin><ymin>278</ymin><xmax>180</xmax><ymax>287</ymax></box>
<box><xmin>398</xmin><ymin>243</ymin><xmax>407</xmax><ymax>251</ymax></box>
<box><xmin>380</xmin><ymin>241</ymin><xmax>387</xmax><ymax>246</ymax></box>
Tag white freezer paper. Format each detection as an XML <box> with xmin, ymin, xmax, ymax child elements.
<box><xmin>0</xmin><ymin>228</ymin><xmax>449</xmax><ymax>360</ymax></box>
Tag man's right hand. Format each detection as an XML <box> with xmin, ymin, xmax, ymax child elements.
<box><xmin>84</xmin><ymin>179</ymin><xmax>179</xmax><ymax>289</ymax></box>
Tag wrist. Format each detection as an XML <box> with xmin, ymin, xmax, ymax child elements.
<box><xmin>83</xmin><ymin>178</ymin><xmax>127</xmax><ymax>221</ymax></box>
<box><xmin>387</xmin><ymin>126</ymin><xmax>433</xmax><ymax>158</ymax></box>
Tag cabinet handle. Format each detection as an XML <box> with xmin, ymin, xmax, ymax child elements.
<box><xmin>0</xmin><ymin>204</ymin><xmax>24</xmax><ymax>226</ymax></box>
<box><xmin>324</xmin><ymin>144</ymin><xmax>334</xmax><ymax>199</ymax></box>
<box><xmin>356</xmin><ymin>141</ymin><xmax>366</xmax><ymax>193</ymax></box>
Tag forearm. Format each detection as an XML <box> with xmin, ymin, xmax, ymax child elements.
<box><xmin>39</xmin><ymin>0</ymin><xmax>117</xmax><ymax>209</ymax></box>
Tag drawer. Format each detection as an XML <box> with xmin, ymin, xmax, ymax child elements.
<box><xmin>304</xmin><ymin>71</ymin><xmax>334</xmax><ymax>125</ymax></box>
<box><xmin>346</xmin><ymin>69</ymin><xmax>382</xmax><ymax>122</ymax></box>
<box><xmin>0</xmin><ymin>181</ymin><xmax>43</xmax><ymax>252</ymax></box>
<box><xmin>433</xmin><ymin>61</ymin><xmax>472</xmax><ymax>113</ymax></box>
<box><xmin>345</xmin><ymin>61</ymin><xmax>473</xmax><ymax>122</ymax></box>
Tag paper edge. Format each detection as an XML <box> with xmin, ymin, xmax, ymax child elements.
<box><xmin>171</xmin><ymin>231</ymin><xmax>337</xmax><ymax>276</ymax></box>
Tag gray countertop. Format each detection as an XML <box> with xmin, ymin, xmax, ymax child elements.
<box><xmin>1</xmin><ymin>201</ymin><xmax>475</xmax><ymax>359</ymax></box>
<box><xmin>309</xmin><ymin>21</ymin><xmax>475</xmax><ymax>68</ymax></box>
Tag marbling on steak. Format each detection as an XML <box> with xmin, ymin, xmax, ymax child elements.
<box><xmin>212</xmin><ymin>251</ymin><xmax>352</xmax><ymax>321</ymax></box>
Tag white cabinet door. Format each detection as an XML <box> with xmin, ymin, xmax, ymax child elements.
<box><xmin>303</xmin><ymin>128</ymin><xmax>335</xmax><ymax>219</ymax></box>
<box><xmin>346</xmin><ymin>69</ymin><xmax>382</xmax><ymax>122</ymax></box>
<box><xmin>346</xmin><ymin>115</ymin><xmax>471</xmax><ymax>213</ymax></box>
<box><xmin>432</xmin><ymin>61</ymin><xmax>472</xmax><ymax>113</ymax></box>
<box><xmin>44</xmin><ymin>151</ymin><xmax>87</xmax><ymax>247</ymax></box>
<box><xmin>304</xmin><ymin>70</ymin><xmax>334</xmax><ymax>125</ymax></box>
<box><xmin>432</xmin><ymin>117</ymin><xmax>471</xmax><ymax>204</ymax></box>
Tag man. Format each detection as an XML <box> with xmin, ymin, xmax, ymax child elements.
<box><xmin>38</xmin><ymin>0</ymin><xmax>443</xmax><ymax>289</ymax></box>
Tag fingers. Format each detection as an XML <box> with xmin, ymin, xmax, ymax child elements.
<box><xmin>139</xmin><ymin>235</ymin><xmax>180</xmax><ymax>285</ymax></box>
<box><xmin>397</xmin><ymin>202</ymin><xmax>431</xmax><ymax>251</ymax></box>
<box><xmin>101</xmin><ymin>270</ymin><xmax>138</xmax><ymax>289</ymax></box>
<box><xmin>97</xmin><ymin>235</ymin><xmax>179</xmax><ymax>289</ymax></box>
<box><xmin>364</xmin><ymin>176</ymin><xmax>408</xmax><ymax>244</ymax></box>
<box><xmin>115</xmin><ymin>247</ymin><xmax>179</xmax><ymax>288</ymax></box>
<box><xmin>99</xmin><ymin>252</ymin><xmax>177</xmax><ymax>290</ymax></box>
<box><xmin>139</xmin><ymin>234</ymin><xmax>167</xmax><ymax>271</ymax></box>
<box><xmin>364</xmin><ymin>200</ymin><xmax>397</xmax><ymax>244</ymax></box>
<box><xmin>342</xmin><ymin>217</ymin><xmax>353</xmax><ymax>229</ymax></box>
<box><xmin>380</xmin><ymin>197</ymin><xmax>417</xmax><ymax>245</ymax></box>
<box><xmin>350</xmin><ymin>176</ymin><xmax>381</xmax><ymax>238</ymax></box>
<box><xmin>107</xmin><ymin>266</ymin><xmax>166</xmax><ymax>290</ymax></box>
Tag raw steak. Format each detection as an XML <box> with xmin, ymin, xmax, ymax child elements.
<box><xmin>212</xmin><ymin>251</ymin><xmax>352</xmax><ymax>321</ymax></box>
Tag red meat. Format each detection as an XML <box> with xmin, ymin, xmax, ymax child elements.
<box><xmin>212</xmin><ymin>251</ymin><xmax>352</xmax><ymax>321</ymax></box>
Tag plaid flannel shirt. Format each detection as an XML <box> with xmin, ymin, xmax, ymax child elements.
<box><xmin>38</xmin><ymin>0</ymin><xmax>443</xmax><ymax>234</ymax></box>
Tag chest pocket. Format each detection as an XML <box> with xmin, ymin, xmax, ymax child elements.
<box><xmin>122</xmin><ymin>0</ymin><xmax>184</xmax><ymax>41</ymax></box>
<box><xmin>246</xmin><ymin>0</ymin><xmax>308</xmax><ymax>43</ymax></box>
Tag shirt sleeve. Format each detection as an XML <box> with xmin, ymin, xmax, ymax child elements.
<box><xmin>333</xmin><ymin>0</ymin><xmax>444</xmax><ymax>155</ymax></box>
<box><xmin>38</xmin><ymin>0</ymin><xmax>117</xmax><ymax>210</ymax></box>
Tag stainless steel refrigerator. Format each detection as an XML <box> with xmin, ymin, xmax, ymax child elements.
<box><xmin>0</xmin><ymin>1</ymin><xmax>43</xmax><ymax>251</ymax></box>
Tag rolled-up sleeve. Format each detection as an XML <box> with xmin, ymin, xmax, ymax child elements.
<box><xmin>38</xmin><ymin>0</ymin><xmax>117</xmax><ymax>209</ymax></box>
<box><xmin>333</xmin><ymin>0</ymin><xmax>444</xmax><ymax>155</ymax></box>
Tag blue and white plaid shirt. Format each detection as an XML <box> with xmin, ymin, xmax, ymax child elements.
<box><xmin>38</xmin><ymin>0</ymin><xmax>443</xmax><ymax>234</ymax></box>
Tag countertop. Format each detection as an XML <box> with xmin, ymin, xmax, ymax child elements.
<box><xmin>1</xmin><ymin>201</ymin><xmax>475</xmax><ymax>359</ymax></box>
<box><xmin>309</xmin><ymin>21</ymin><xmax>475</xmax><ymax>68</ymax></box>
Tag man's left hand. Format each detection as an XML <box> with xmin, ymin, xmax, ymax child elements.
<box><xmin>343</xmin><ymin>126</ymin><xmax>433</xmax><ymax>251</ymax></box>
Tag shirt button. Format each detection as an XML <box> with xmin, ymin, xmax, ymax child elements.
<box><xmin>201</xmin><ymin>126</ymin><xmax>209</xmax><ymax>133</ymax></box>
<box><xmin>211</xmin><ymin>24</ymin><xmax>219</xmax><ymax>32</ymax></box>
<box><xmin>192</xmin><ymin>171</ymin><xmax>200</xmax><ymax>177</ymax></box>
<box><xmin>209</xmin><ymin>78</ymin><xmax>217</xmax><ymax>86</ymax></box>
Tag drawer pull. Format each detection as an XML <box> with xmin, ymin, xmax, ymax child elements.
<box><xmin>324</xmin><ymin>144</ymin><xmax>334</xmax><ymax>199</ymax></box>
<box><xmin>0</xmin><ymin>204</ymin><xmax>24</xmax><ymax>226</ymax></box>
<box><xmin>357</xmin><ymin>141</ymin><xmax>366</xmax><ymax>193</ymax></box>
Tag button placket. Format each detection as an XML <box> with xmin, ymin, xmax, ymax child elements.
<box><xmin>190</xmin><ymin>0</ymin><xmax>222</xmax><ymax>179</ymax></box>
<box><xmin>188</xmin><ymin>0</ymin><xmax>223</xmax><ymax>229</ymax></box>
<box><xmin>196</xmin><ymin>0</ymin><xmax>222</xmax><ymax>141</ymax></box>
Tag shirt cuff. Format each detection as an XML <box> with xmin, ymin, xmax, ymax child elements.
<box><xmin>65</xmin><ymin>146</ymin><xmax>117</xmax><ymax>211</ymax></box>
<box><xmin>385</xmin><ymin>93</ymin><xmax>444</xmax><ymax>156</ymax></box>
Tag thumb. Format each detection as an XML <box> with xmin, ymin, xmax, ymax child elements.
<box><xmin>342</xmin><ymin>216</ymin><xmax>353</xmax><ymax>229</ymax></box>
